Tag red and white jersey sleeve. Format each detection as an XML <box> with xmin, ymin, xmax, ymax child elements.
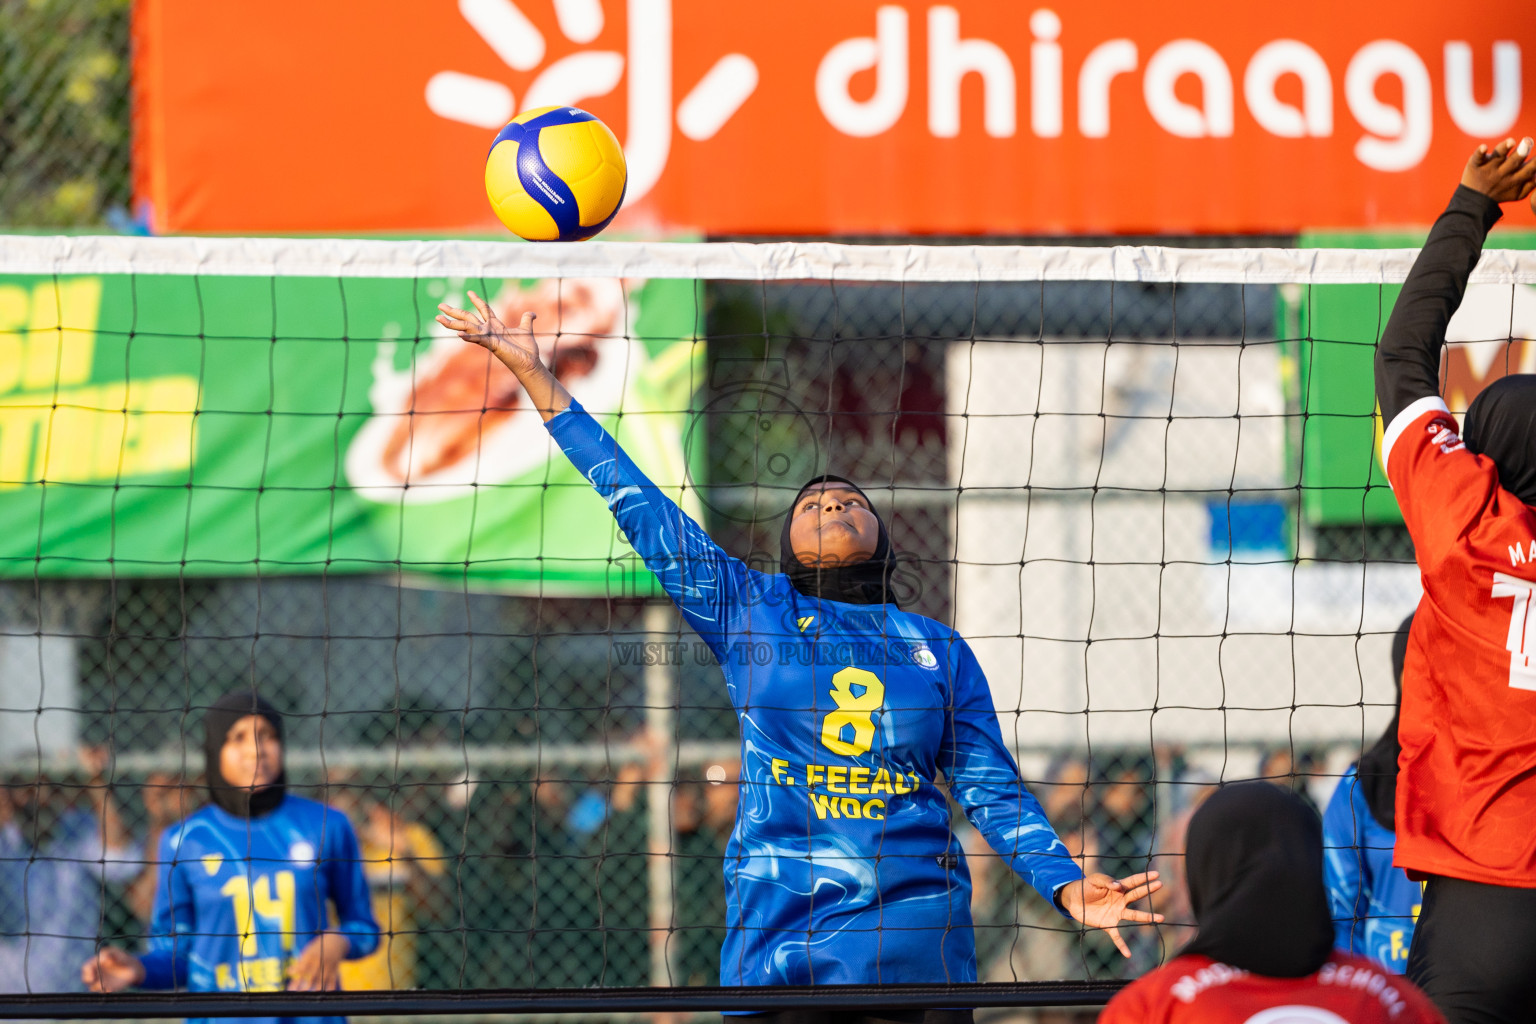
<box><xmin>1381</xmin><ymin>395</ymin><xmax>1536</xmax><ymax>886</ymax></box>
<box><xmin>1099</xmin><ymin>953</ymin><xmax>1444</xmax><ymax>1024</ymax></box>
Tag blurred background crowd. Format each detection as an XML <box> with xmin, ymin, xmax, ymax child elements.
<box><xmin>0</xmin><ymin>738</ymin><xmax>1331</xmax><ymax>994</ymax></box>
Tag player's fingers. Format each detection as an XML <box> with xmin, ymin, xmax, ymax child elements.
<box><xmin>1120</xmin><ymin>881</ymin><xmax>1161</xmax><ymax>903</ymax></box>
<box><xmin>1114</xmin><ymin>871</ymin><xmax>1158</xmax><ymax>889</ymax></box>
<box><xmin>1107</xmin><ymin>925</ymin><xmax>1130</xmax><ymax>958</ymax></box>
<box><xmin>467</xmin><ymin>290</ymin><xmax>492</xmax><ymax>319</ymax></box>
<box><xmin>517</xmin><ymin>311</ymin><xmax>537</xmax><ymax>333</ymax></box>
<box><xmin>1518</xmin><ymin>137</ymin><xmax>1534</xmax><ymax>161</ymax></box>
<box><xmin>1116</xmin><ymin>908</ymin><xmax>1165</xmax><ymax>925</ymax></box>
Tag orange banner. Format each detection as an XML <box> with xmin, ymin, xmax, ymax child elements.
<box><xmin>133</xmin><ymin>0</ymin><xmax>1536</xmax><ymax>235</ymax></box>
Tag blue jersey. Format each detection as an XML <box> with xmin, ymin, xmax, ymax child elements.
<box><xmin>1323</xmin><ymin>766</ymin><xmax>1422</xmax><ymax>973</ymax></box>
<box><xmin>140</xmin><ymin>795</ymin><xmax>379</xmax><ymax>1024</ymax></box>
<box><xmin>548</xmin><ymin>401</ymin><xmax>1082</xmax><ymax>987</ymax></box>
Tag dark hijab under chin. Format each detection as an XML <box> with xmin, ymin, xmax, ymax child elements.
<box><xmin>1464</xmin><ymin>374</ymin><xmax>1536</xmax><ymax>506</ymax></box>
<box><xmin>1356</xmin><ymin>613</ymin><xmax>1414</xmax><ymax>831</ymax></box>
<box><xmin>203</xmin><ymin>689</ymin><xmax>286</xmax><ymax>819</ymax></box>
<box><xmin>1182</xmin><ymin>782</ymin><xmax>1334</xmax><ymax>978</ymax></box>
<box><xmin>780</xmin><ymin>475</ymin><xmax>901</xmax><ymax>607</ymax></box>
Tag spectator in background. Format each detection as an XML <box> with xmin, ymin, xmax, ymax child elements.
<box><xmin>975</xmin><ymin>817</ymin><xmax>1101</xmax><ymax>992</ymax></box>
<box><xmin>1257</xmin><ymin>747</ymin><xmax>1322</xmax><ymax>814</ymax></box>
<box><xmin>463</xmin><ymin>752</ymin><xmax>652</xmax><ymax>990</ymax></box>
<box><xmin>1147</xmin><ymin>770</ymin><xmax>1219</xmax><ymax>954</ymax></box>
<box><xmin>669</xmin><ymin>765</ymin><xmax>735</xmax><ymax>987</ymax></box>
<box><xmin>1090</xmin><ymin>752</ymin><xmax>1156</xmax><ymax>883</ymax></box>
<box><xmin>0</xmin><ymin>747</ymin><xmax>140</xmax><ymax>992</ymax></box>
<box><xmin>331</xmin><ymin>780</ymin><xmax>447</xmax><ymax>992</ymax></box>
<box><xmin>1088</xmin><ymin>752</ymin><xmax>1159</xmax><ymax>975</ymax></box>
<box><xmin>1098</xmin><ymin>782</ymin><xmax>1443</xmax><ymax>1024</ymax></box>
<box><xmin>127</xmin><ymin>771</ymin><xmax>200</xmax><ymax>926</ymax></box>
<box><xmin>1038</xmin><ymin>754</ymin><xmax>1090</xmax><ymax>829</ymax></box>
<box><xmin>1324</xmin><ymin>614</ymin><xmax>1421</xmax><ymax>973</ymax></box>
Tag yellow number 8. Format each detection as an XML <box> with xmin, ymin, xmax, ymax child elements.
<box><xmin>819</xmin><ymin>667</ymin><xmax>885</xmax><ymax>756</ymax></box>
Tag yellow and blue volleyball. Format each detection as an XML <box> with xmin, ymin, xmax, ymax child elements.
<box><xmin>484</xmin><ymin>106</ymin><xmax>627</xmax><ymax>242</ymax></box>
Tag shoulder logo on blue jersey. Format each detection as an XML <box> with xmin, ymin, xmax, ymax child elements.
<box><xmin>798</xmin><ymin>615</ymin><xmax>815</xmax><ymax>632</ymax></box>
<box><xmin>201</xmin><ymin>854</ymin><xmax>223</xmax><ymax>876</ymax></box>
<box><xmin>909</xmin><ymin>643</ymin><xmax>939</xmax><ymax>669</ymax></box>
<box><xmin>289</xmin><ymin>840</ymin><xmax>316</xmax><ymax>864</ymax></box>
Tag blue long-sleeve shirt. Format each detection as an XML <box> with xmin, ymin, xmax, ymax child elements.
<box><xmin>547</xmin><ymin>400</ymin><xmax>1082</xmax><ymax>987</ymax></box>
<box><xmin>139</xmin><ymin>795</ymin><xmax>379</xmax><ymax>1024</ymax></box>
<box><xmin>1323</xmin><ymin>766</ymin><xmax>1421</xmax><ymax>973</ymax></box>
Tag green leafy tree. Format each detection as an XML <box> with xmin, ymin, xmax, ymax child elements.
<box><xmin>0</xmin><ymin>0</ymin><xmax>131</xmax><ymax>227</ymax></box>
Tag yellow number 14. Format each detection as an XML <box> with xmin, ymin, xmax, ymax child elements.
<box><xmin>221</xmin><ymin>871</ymin><xmax>297</xmax><ymax>957</ymax></box>
<box><xmin>820</xmin><ymin>667</ymin><xmax>885</xmax><ymax>756</ymax></box>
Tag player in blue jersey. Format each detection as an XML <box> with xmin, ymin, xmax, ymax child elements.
<box><xmin>81</xmin><ymin>690</ymin><xmax>380</xmax><ymax>1023</ymax></box>
<box><xmin>435</xmin><ymin>295</ymin><xmax>1163</xmax><ymax>1004</ymax></box>
<box><xmin>1324</xmin><ymin>615</ymin><xmax>1422</xmax><ymax>972</ymax></box>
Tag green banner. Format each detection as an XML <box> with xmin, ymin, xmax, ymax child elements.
<box><xmin>1283</xmin><ymin>229</ymin><xmax>1536</xmax><ymax>526</ymax></box>
<box><xmin>0</xmin><ymin>273</ymin><xmax>703</xmax><ymax>594</ymax></box>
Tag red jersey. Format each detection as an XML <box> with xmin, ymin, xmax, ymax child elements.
<box><xmin>1382</xmin><ymin>396</ymin><xmax>1536</xmax><ymax>887</ymax></box>
<box><xmin>1099</xmin><ymin>952</ymin><xmax>1444</xmax><ymax>1024</ymax></box>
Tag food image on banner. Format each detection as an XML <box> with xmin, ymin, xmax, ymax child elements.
<box><xmin>0</xmin><ymin>272</ymin><xmax>703</xmax><ymax>595</ymax></box>
<box><xmin>344</xmin><ymin>277</ymin><xmax>702</xmax><ymax>590</ymax></box>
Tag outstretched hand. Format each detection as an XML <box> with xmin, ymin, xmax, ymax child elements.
<box><xmin>435</xmin><ymin>291</ymin><xmax>572</xmax><ymax>421</ymax></box>
<box><xmin>1461</xmin><ymin>137</ymin><xmax>1536</xmax><ymax>206</ymax></box>
<box><xmin>436</xmin><ymin>291</ymin><xmax>541</xmax><ymax>374</ymax></box>
<box><xmin>1057</xmin><ymin>871</ymin><xmax>1164</xmax><ymax>958</ymax></box>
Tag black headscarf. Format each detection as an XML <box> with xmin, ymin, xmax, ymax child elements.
<box><xmin>1356</xmin><ymin>613</ymin><xmax>1414</xmax><ymax>831</ymax></box>
<box><xmin>1464</xmin><ymin>374</ymin><xmax>1536</xmax><ymax>506</ymax></box>
<box><xmin>203</xmin><ymin>689</ymin><xmax>286</xmax><ymax>818</ymax></box>
<box><xmin>780</xmin><ymin>475</ymin><xmax>903</xmax><ymax>607</ymax></box>
<box><xmin>1182</xmin><ymin>782</ymin><xmax>1334</xmax><ymax>978</ymax></box>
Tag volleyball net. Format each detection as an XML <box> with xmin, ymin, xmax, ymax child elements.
<box><xmin>1</xmin><ymin>236</ymin><xmax>1533</xmax><ymax>1015</ymax></box>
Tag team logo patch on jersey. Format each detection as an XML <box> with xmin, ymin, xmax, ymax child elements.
<box><xmin>797</xmin><ymin>615</ymin><xmax>815</xmax><ymax>632</ymax></box>
<box><xmin>909</xmin><ymin>644</ymin><xmax>939</xmax><ymax>669</ymax></box>
<box><xmin>289</xmin><ymin>840</ymin><xmax>316</xmax><ymax>864</ymax></box>
<box><xmin>200</xmin><ymin>854</ymin><xmax>223</xmax><ymax>876</ymax></box>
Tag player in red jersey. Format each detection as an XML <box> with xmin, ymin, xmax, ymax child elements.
<box><xmin>1100</xmin><ymin>783</ymin><xmax>1443</xmax><ymax>1024</ymax></box>
<box><xmin>1373</xmin><ymin>137</ymin><xmax>1536</xmax><ymax>1024</ymax></box>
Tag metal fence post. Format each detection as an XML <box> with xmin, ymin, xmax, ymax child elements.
<box><xmin>644</xmin><ymin>600</ymin><xmax>678</xmax><ymax>985</ymax></box>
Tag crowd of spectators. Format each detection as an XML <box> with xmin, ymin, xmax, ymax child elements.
<box><xmin>0</xmin><ymin>739</ymin><xmax>1335</xmax><ymax>994</ymax></box>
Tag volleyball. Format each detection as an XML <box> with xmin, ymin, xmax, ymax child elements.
<box><xmin>484</xmin><ymin>106</ymin><xmax>627</xmax><ymax>242</ymax></box>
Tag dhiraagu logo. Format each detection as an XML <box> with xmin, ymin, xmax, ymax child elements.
<box><xmin>0</xmin><ymin>278</ymin><xmax>199</xmax><ymax>489</ymax></box>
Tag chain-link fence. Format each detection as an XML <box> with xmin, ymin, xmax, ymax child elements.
<box><xmin>0</xmin><ymin>0</ymin><xmax>131</xmax><ymax>227</ymax></box>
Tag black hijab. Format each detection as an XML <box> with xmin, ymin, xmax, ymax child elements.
<box><xmin>780</xmin><ymin>475</ymin><xmax>902</xmax><ymax>607</ymax></box>
<box><xmin>1464</xmin><ymin>374</ymin><xmax>1536</xmax><ymax>506</ymax></box>
<box><xmin>1356</xmin><ymin>613</ymin><xmax>1414</xmax><ymax>831</ymax></box>
<box><xmin>1182</xmin><ymin>782</ymin><xmax>1334</xmax><ymax>978</ymax></box>
<box><xmin>204</xmin><ymin>689</ymin><xmax>286</xmax><ymax>819</ymax></box>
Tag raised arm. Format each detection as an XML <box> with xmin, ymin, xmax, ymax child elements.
<box><xmin>1375</xmin><ymin>138</ymin><xmax>1534</xmax><ymax>426</ymax></box>
<box><xmin>437</xmin><ymin>292</ymin><xmax>755</xmax><ymax>651</ymax></box>
<box><xmin>940</xmin><ymin>639</ymin><xmax>1162</xmax><ymax>957</ymax></box>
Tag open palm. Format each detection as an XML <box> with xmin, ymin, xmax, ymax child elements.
<box><xmin>1057</xmin><ymin>870</ymin><xmax>1164</xmax><ymax>957</ymax></box>
<box><xmin>436</xmin><ymin>291</ymin><xmax>540</xmax><ymax>373</ymax></box>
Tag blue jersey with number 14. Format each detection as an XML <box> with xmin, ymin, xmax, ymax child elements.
<box><xmin>548</xmin><ymin>401</ymin><xmax>1083</xmax><ymax>988</ymax></box>
<box><xmin>139</xmin><ymin>794</ymin><xmax>379</xmax><ymax>1024</ymax></box>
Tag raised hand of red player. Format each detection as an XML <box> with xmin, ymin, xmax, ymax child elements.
<box><xmin>1461</xmin><ymin>137</ymin><xmax>1536</xmax><ymax>204</ymax></box>
<box><xmin>1057</xmin><ymin>870</ymin><xmax>1165</xmax><ymax>958</ymax></box>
